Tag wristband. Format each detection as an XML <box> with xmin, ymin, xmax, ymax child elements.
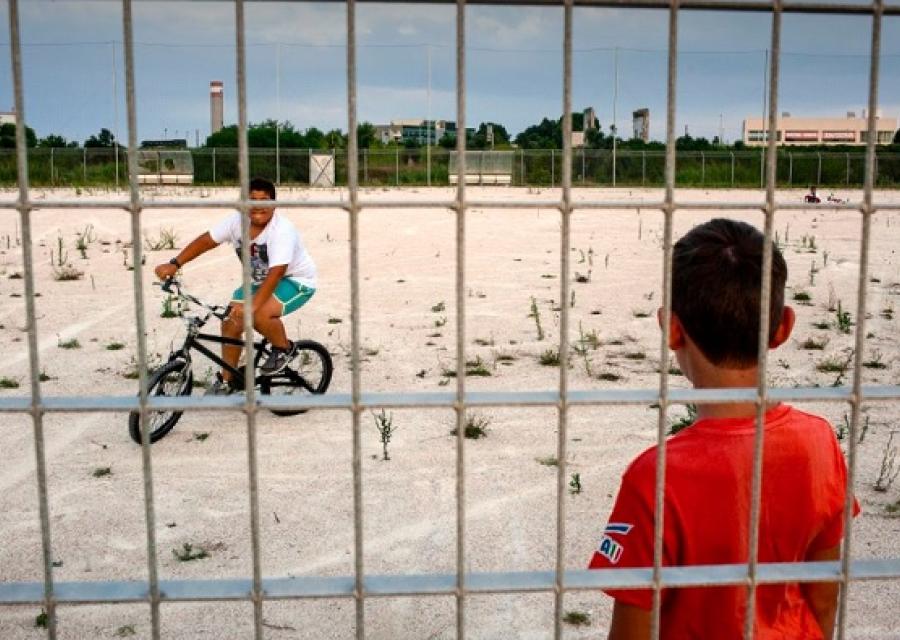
<box><xmin>169</xmin><ymin>257</ymin><xmax>181</xmax><ymax>268</ymax></box>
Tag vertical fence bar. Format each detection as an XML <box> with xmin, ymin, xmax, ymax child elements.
<box><xmin>8</xmin><ymin>0</ymin><xmax>56</xmax><ymax>636</ymax></box>
<box><xmin>551</xmin><ymin>148</ymin><xmax>555</xmax><ymax>187</ymax></box>
<box><xmin>83</xmin><ymin>146</ymin><xmax>87</xmax><ymax>182</ymax></box>
<box><xmin>345</xmin><ymin>1</ymin><xmax>365</xmax><ymax>637</ymax></box>
<box><xmin>553</xmin><ymin>1</ymin><xmax>573</xmax><ymax>638</ymax></box>
<box><xmin>212</xmin><ymin>147</ymin><xmax>217</xmax><ymax>184</ymax></box>
<box><xmin>731</xmin><ymin>151</ymin><xmax>735</xmax><ymax>186</ymax></box>
<box><xmin>652</xmin><ymin>0</ymin><xmax>679</xmax><ymax>636</ymax></box>
<box><xmin>121</xmin><ymin>0</ymin><xmax>162</xmax><ymax>637</ymax></box>
<box><xmin>743</xmin><ymin>5</ymin><xmax>781</xmax><ymax>639</ymax></box>
<box><xmin>581</xmin><ymin>146</ymin><xmax>585</xmax><ymax>185</ymax></box>
<box><xmin>454</xmin><ymin>0</ymin><xmax>467</xmax><ymax>636</ymax></box>
<box><xmin>642</xmin><ymin>150</ymin><xmax>646</xmax><ymax>186</ymax></box>
<box><xmin>788</xmin><ymin>152</ymin><xmax>792</xmax><ymax>186</ymax></box>
<box><xmin>817</xmin><ymin>152</ymin><xmax>822</xmax><ymax>185</ymax></box>
<box><xmin>233</xmin><ymin>2</ymin><xmax>265</xmax><ymax>638</ymax></box>
<box><xmin>520</xmin><ymin>148</ymin><xmax>525</xmax><ymax>186</ymax></box>
<box><xmin>838</xmin><ymin>2</ymin><xmax>882</xmax><ymax>637</ymax></box>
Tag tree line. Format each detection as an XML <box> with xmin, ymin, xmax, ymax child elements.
<box><xmin>9</xmin><ymin>113</ymin><xmax>900</xmax><ymax>153</ymax></box>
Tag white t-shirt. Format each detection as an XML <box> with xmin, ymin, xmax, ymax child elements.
<box><xmin>209</xmin><ymin>212</ymin><xmax>317</xmax><ymax>288</ymax></box>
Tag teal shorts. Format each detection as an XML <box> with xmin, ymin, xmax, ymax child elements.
<box><xmin>232</xmin><ymin>278</ymin><xmax>315</xmax><ymax>316</ymax></box>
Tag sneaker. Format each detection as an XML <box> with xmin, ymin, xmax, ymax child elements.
<box><xmin>205</xmin><ymin>373</ymin><xmax>234</xmax><ymax>396</ymax></box>
<box><xmin>260</xmin><ymin>342</ymin><xmax>296</xmax><ymax>376</ymax></box>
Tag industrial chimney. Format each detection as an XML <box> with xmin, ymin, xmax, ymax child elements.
<box><xmin>210</xmin><ymin>81</ymin><xmax>224</xmax><ymax>135</ymax></box>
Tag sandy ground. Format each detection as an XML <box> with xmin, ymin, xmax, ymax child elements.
<box><xmin>0</xmin><ymin>186</ymin><xmax>899</xmax><ymax>639</ymax></box>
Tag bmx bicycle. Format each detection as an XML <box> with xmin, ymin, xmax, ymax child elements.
<box><xmin>128</xmin><ymin>279</ymin><xmax>333</xmax><ymax>445</ymax></box>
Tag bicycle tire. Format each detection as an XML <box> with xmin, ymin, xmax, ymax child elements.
<box><xmin>128</xmin><ymin>359</ymin><xmax>194</xmax><ymax>444</ymax></box>
<box><xmin>260</xmin><ymin>340</ymin><xmax>333</xmax><ymax>417</ymax></box>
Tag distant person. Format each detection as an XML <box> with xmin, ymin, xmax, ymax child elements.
<box><xmin>588</xmin><ymin>218</ymin><xmax>857</xmax><ymax>639</ymax></box>
<box><xmin>805</xmin><ymin>185</ymin><xmax>822</xmax><ymax>203</ymax></box>
<box><xmin>154</xmin><ymin>176</ymin><xmax>317</xmax><ymax>395</ymax></box>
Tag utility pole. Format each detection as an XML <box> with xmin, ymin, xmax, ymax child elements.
<box><xmin>111</xmin><ymin>41</ymin><xmax>120</xmax><ymax>189</ymax></box>
<box><xmin>276</xmin><ymin>42</ymin><xmax>281</xmax><ymax>185</ymax></box>
<box><xmin>761</xmin><ymin>48</ymin><xmax>768</xmax><ymax>188</ymax></box>
<box><xmin>426</xmin><ymin>44</ymin><xmax>432</xmax><ymax>187</ymax></box>
<box><xmin>612</xmin><ymin>46</ymin><xmax>619</xmax><ymax>187</ymax></box>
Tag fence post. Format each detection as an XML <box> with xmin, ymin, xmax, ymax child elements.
<box><xmin>817</xmin><ymin>152</ymin><xmax>822</xmax><ymax>185</ymax></box>
<box><xmin>83</xmin><ymin>147</ymin><xmax>87</xmax><ymax>183</ymax></box>
<box><xmin>846</xmin><ymin>152</ymin><xmax>850</xmax><ymax>185</ymax></box>
<box><xmin>50</xmin><ymin>147</ymin><xmax>54</xmax><ymax>186</ymax></box>
<box><xmin>363</xmin><ymin>149</ymin><xmax>368</xmax><ymax>186</ymax></box>
<box><xmin>759</xmin><ymin>149</ymin><xmax>764</xmax><ymax>188</ymax></box>
<box><xmin>642</xmin><ymin>150</ymin><xmax>646</xmax><ymax>186</ymax></box>
<box><xmin>789</xmin><ymin>153</ymin><xmax>793</xmax><ymax>187</ymax></box>
<box><xmin>212</xmin><ymin>147</ymin><xmax>216</xmax><ymax>185</ymax></box>
<box><xmin>520</xmin><ymin>149</ymin><xmax>525</xmax><ymax>186</ymax></box>
<box><xmin>701</xmin><ymin>151</ymin><xmax>705</xmax><ymax>185</ymax></box>
<box><xmin>581</xmin><ymin>147</ymin><xmax>585</xmax><ymax>185</ymax></box>
<box><xmin>874</xmin><ymin>153</ymin><xmax>879</xmax><ymax>185</ymax></box>
<box><xmin>551</xmin><ymin>149</ymin><xmax>555</xmax><ymax>187</ymax></box>
<box><xmin>396</xmin><ymin>147</ymin><xmax>400</xmax><ymax>186</ymax></box>
<box><xmin>730</xmin><ymin>152</ymin><xmax>735</xmax><ymax>186</ymax></box>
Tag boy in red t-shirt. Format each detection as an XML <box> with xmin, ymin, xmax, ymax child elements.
<box><xmin>589</xmin><ymin>218</ymin><xmax>856</xmax><ymax>639</ymax></box>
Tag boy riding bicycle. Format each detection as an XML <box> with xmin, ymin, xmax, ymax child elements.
<box><xmin>154</xmin><ymin>177</ymin><xmax>317</xmax><ymax>395</ymax></box>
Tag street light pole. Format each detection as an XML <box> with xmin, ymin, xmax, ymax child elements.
<box><xmin>111</xmin><ymin>41</ymin><xmax>120</xmax><ymax>189</ymax></box>
<box><xmin>612</xmin><ymin>46</ymin><xmax>618</xmax><ymax>187</ymax></box>
<box><xmin>276</xmin><ymin>42</ymin><xmax>281</xmax><ymax>185</ymax></box>
<box><xmin>426</xmin><ymin>44</ymin><xmax>432</xmax><ymax>187</ymax></box>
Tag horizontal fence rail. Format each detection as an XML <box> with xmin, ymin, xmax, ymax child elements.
<box><xmin>2</xmin><ymin>0</ymin><xmax>899</xmax><ymax>638</ymax></box>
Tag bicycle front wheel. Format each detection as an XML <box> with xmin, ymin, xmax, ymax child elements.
<box><xmin>128</xmin><ymin>359</ymin><xmax>194</xmax><ymax>444</ymax></box>
<box><xmin>261</xmin><ymin>340</ymin><xmax>333</xmax><ymax>417</ymax></box>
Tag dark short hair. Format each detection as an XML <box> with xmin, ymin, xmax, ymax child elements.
<box><xmin>671</xmin><ymin>218</ymin><xmax>787</xmax><ymax>367</ymax></box>
<box><xmin>249</xmin><ymin>176</ymin><xmax>276</xmax><ymax>200</ymax></box>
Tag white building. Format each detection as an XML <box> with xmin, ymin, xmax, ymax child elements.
<box><xmin>742</xmin><ymin>111</ymin><xmax>897</xmax><ymax>146</ymax></box>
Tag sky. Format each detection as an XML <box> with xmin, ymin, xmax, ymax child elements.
<box><xmin>1</xmin><ymin>0</ymin><xmax>899</xmax><ymax>145</ymax></box>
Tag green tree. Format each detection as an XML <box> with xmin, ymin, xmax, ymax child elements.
<box><xmin>0</xmin><ymin>122</ymin><xmax>37</xmax><ymax>148</ymax></box>
<box><xmin>357</xmin><ymin>122</ymin><xmax>377</xmax><ymax>149</ymax></box>
<box><xmin>304</xmin><ymin>127</ymin><xmax>326</xmax><ymax>149</ymax></box>
<box><xmin>38</xmin><ymin>134</ymin><xmax>77</xmax><ymax>148</ymax></box>
<box><xmin>84</xmin><ymin>128</ymin><xmax>117</xmax><ymax>148</ymax></box>
<box><xmin>470</xmin><ymin>122</ymin><xmax>511</xmax><ymax>149</ymax></box>
<box><xmin>514</xmin><ymin>117</ymin><xmax>562</xmax><ymax>149</ymax></box>
<box><xmin>893</xmin><ymin>128</ymin><xmax>900</xmax><ymax>145</ymax></box>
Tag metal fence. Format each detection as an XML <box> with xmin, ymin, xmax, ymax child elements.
<box><xmin>8</xmin><ymin>146</ymin><xmax>900</xmax><ymax>188</ymax></box>
<box><xmin>1</xmin><ymin>0</ymin><xmax>900</xmax><ymax>639</ymax></box>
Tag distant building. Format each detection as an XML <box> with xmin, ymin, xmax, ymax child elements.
<box><xmin>742</xmin><ymin>111</ymin><xmax>897</xmax><ymax>146</ymax></box>
<box><xmin>374</xmin><ymin>119</ymin><xmax>469</xmax><ymax>145</ymax></box>
<box><xmin>0</xmin><ymin>111</ymin><xmax>15</xmax><ymax>127</ymax></box>
<box><xmin>210</xmin><ymin>81</ymin><xmax>224</xmax><ymax>135</ymax></box>
<box><xmin>583</xmin><ymin>107</ymin><xmax>597</xmax><ymax>131</ymax></box>
<box><xmin>632</xmin><ymin>108</ymin><xmax>650</xmax><ymax>142</ymax></box>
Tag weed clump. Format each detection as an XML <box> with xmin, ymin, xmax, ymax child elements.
<box><xmin>172</xmin><ymin>543</ymin><xmax>209</xmax><ymax>562</ymax></box>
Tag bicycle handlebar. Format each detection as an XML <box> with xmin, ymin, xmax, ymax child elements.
<box><xmin>156</xmin><ymin>279</ymin><xmax>231</xmax><ymax>321</ymax></box>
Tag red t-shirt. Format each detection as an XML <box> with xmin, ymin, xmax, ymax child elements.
<box><xmin>588</xmin><ymin>404</ymin><xmax>858</xmax><ymax>639</ymax></box>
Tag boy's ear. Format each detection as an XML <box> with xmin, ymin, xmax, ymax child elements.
<box><xmin>769</xmin><ymin>305</ymin><xmax>796</xmax><ymax>349</ymax></box>
<box><xmin>658</xmin><ymin>307</ymin><xmax>686</xmax><ymax>350</ymax></box>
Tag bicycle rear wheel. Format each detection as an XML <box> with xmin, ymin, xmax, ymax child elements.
<box><xmin>260</xmin><ymin>340</ymin><xmax>333</xmax><ymax>417</ymax></box>
<box><xmin>128</xmin><ymin>359</ymin><xmax>193</xmax><ymax>444</ymax></box>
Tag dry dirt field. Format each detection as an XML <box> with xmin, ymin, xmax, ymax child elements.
<box><xmin>1</xmin><ymin>186</ymin><xmax>899</xmax><ymax>639</ymax></box>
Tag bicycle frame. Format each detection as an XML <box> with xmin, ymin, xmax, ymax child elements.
<box><xmin>170</xmin><ymin>329</ymin><xmax>267</xmax><ymax>392</ymax></box>
<box><xmin>160</xmin><ymin>280</ymin><xmax>322</xmax><ymax>395</ymax></box>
